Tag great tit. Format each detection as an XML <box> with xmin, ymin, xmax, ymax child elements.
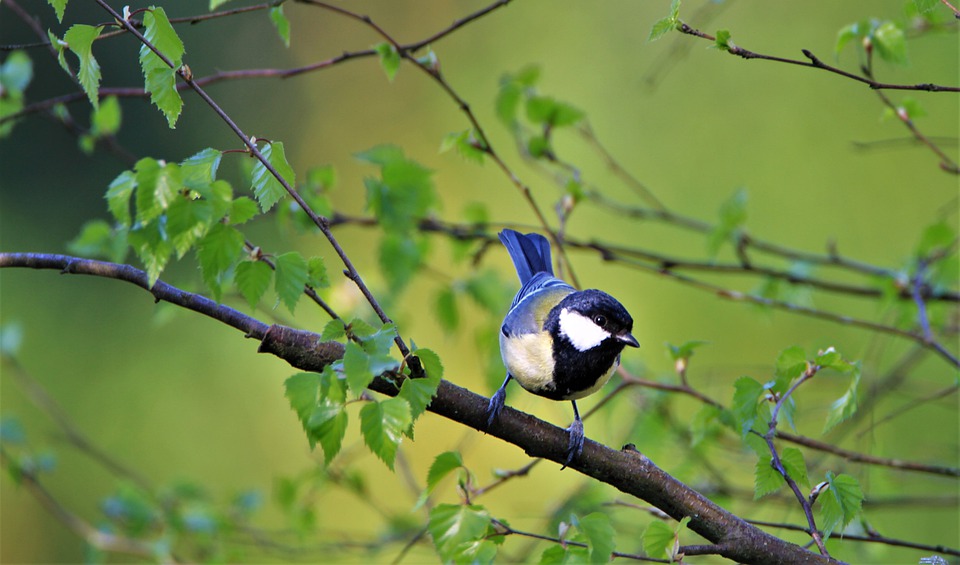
<box><xmin>487</xmin><ymin>229</ymin><xmax>639</xmax><ymax>467</ymax></box>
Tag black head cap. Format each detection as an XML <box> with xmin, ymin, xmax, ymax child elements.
<box><xmin>549</xmin><ymin>289</ymin><xmax>639</xmax><ymax>348</ymax></box>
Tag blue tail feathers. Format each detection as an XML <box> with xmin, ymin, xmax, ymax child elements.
<box><xmin>499</xmin><ymin>229</ymin><xmax>553</xmax><ymax>284</ymax></box>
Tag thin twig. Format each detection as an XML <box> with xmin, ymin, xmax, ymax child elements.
<box><xmin>2</xmin><ymin>358</ymin><xmax>153</xmax><ymax>491</ymax></box>
<box><xmin>93</xmin><ymin>0</ymin><xmax>412</xmax><ymax>361</ymax></box>
<box><xmin>764</xmin><ymin>364</ymin><xmax>829</xmax><ymax>556</ymax></box>
<box><xmin>748</xmin><ymin>519</ymin><xmax>960</xmax><ymax>556</ymax></box>
<box><xmin>0</xmin><ymin>447</ymin><xmax>173</xmax><ymax>562</ymax></box>
<box><xmin>295</xmin><ymin>0</ymin><xmax>584</xmax><ymax>289</ymax></box>
<box><xmin>677</xmin><ymin>23</ymin><xmax>959</xmax><ymax>93</ymax></box>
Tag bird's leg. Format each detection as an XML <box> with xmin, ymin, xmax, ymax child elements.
<box><xmin>486</xmin><ymin>374</ymin><xmax>512</xmax><ymax>428</ymax></box>
<box><xmin>562</xmin><ymin>400</ymin><xmax>584</xmax><ymax>469</ymax></box>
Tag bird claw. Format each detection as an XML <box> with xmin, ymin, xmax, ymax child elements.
<box><xmin>486</xmin><ymin>386</ymin><xmax>506</xmax><ymax>429</ymax></box>
<box><xmin>561</xmin><ymin>418</ymin><xmax>584</xmax><ymax>469</ymax></box>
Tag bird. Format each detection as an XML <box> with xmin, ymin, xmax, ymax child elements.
<box><xmin>487</xmin><ymin>229</ymin><xmax>639</xmax><ymax>467</ymax></box>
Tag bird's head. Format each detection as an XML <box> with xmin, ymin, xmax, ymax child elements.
<box><xmin>552</xmin><ymin>289</ymin><xmax>638</xmax><ymax>352</ymax></box>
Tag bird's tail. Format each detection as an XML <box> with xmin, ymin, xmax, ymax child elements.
<box><xmin>499</xmin><ymin>229</ymin><xmax>553</xmax><ymax>284</ymax></box>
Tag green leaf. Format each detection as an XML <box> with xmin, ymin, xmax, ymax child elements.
<box><xmin>63</xmin><ymin>24</ymin><xmax>102</xmax><ymax>108</ymax></box>
<box><xmin>435</xmin><ymin>288</ymin><xmax>460</xmax><ymax>332</ymax></box>
<box><xmin>307</xmin><ymin>374</ymin><xmax>348</xmax><ymax>464</ymax></box>
<box><xmin>228</xmin><ymin>197</ymin><xmax>258</xmax><ymax>225</ymax></box>
<box><xmin>140</xmin><ymin>8</ymin><xmax>185</xmax><ymax>128</ymax></box>
<box><xmin>355</xmin><ymin>144</ymin><xmax>406</xmax><ymax>167</ymax></box>
<box><xmin>815</xmin><ymin>347</ymin><xmax>855</xmax><ymax>374</ymax></box>
<box><xmin>0</xmin><ymin>415</ymin><xmax>25</xmax><ymax>444</ymax></box>
<box><xmin>285</xmin><ymin>368</ymin><xmax>349</xmax><ymax>461</ymax></box>
<box><xmin>774</xmin><ymin>345</ymin><xmax>808</xmax><ymax>388</ymax></box>
<box><xmin>413</xmin><ymin>347</ymin><xmax>444</xmax><ymax>380</ymax></box>
<box><xmin>916</xmin><ymin>220</ymin><xmax>956</xmax><ymax>257</ymax></box>
<box><xmin>359</xmin><ymin>397</ymin><xmax>411</xmax><ymax>469</ymax></box>
<box><xmin>873</xmin><ymin>21</ymin><xmax>907</xmax><ymax>65</ymax></box>
<box><xmin>425</xmin><ymin>451</ymin><xmax>463</xmax><ymax>494</ymax></box>
<box><xmin>835</xmin><ymin>22</ymin><xmax>860</xmax><ymax>57</ymax></box>
<box><xmin>379</xmin><ymin>233</ymin><xmax>423</xmax><ymax>290</ymax></box>
<box><xmin>197</xmin><ymin>223</ymin><xmax>244</xmax><ymax>300</ymax></box>
<box><xmin>754</xmin><ymin>446</ymin><xmax>809</xmax><ymax>499</ymax></box>
<box><xmin>235</xmin><ymin>260</ymin><xmax>273</xmax><ymax>309</ymax></box>
<box><xmin>732</xmin><ymin>376</ymin><xmax>764</xmax><ymax>437</ymax></box>
<box><xmin>346</xmin><ymin>318</ymin><xmax>378</xmax><ymax>340</ymax></box>
<box><xmin>307</xmin><ymin>256</ymin><xmax>329</xmax><ymax>288</ymax></box>
<box><xmin>91</xmin><ymin>95</ymin><xmax>121</xmax><ymax>137</ymax></box>
<box><xmin>361</xmin><ymin>147</ymin><xmax>435</xmax><ymax>234</ymax></box>
<box><xmin>398</xmin><ymin>366</ymin><xmax>440</xmax><ymax>423</ymax></box>
<box><xmin>46</xmin><ymin>30</ymin><xmax>70</xmax><ymax>75</ymax></box>
<box><xmin>689</xmin><ymin>404</ymin><xmax>721</xmax><ymax>447</ymax></box>
<box><xmin>0</xmin><ymin>323</ymin><xmax>24</xmax><ymax>359</ymax></box>
<box><xmin>127</xmin><ymin>220</ymin><xmax>173</xmax><ymax>287</ymax></box>
<box><xmin>105</xmin><ymin>172</ymin><xmax>135</xmax><ymax>228</ymax></box>
<box><xmin>252</xmin><ymin>142</ymin><xmax>294</xmax><ymax>212</ymax></box>
<box><xmin>781</xmin><ymin>447</ymin><xmax>809</xmax><ymax>488</ymax></box>
<box><xmin>495</xmin><ymin>66</ymin><xmax>539</xmax><ymax>125</ymax></box>
<box><xmin>823</xmin><ymin>365</ymin><xmax>860</xmax><ymax>433</ymax></box>
<box><xmin>340</xmin><ymin>325</ymin><xmax>398</xmax><ymax>390</ymax></box>
<box><xmin>180</xmin><ymin>148</ymin><xmax>223</xmax><ymax>191</ymax></box>
<box><xmin>209</xmin><ymin>0</ymin><xmax>232</xmax><ymax>9</ymax></box>
<box><xmin>648</xmin><ymin>16</ymin><xmax>676</xmax><ymax>42</ymax></box>
<box><xmin>428</xmin><ymin>504</ymin><xmax>492</xmax><ymax>560</ymax></box>
<box><xmin>818</xmin><ymin>472</ymin><xmax>863</xmax><ymax>537</ymax></box>
<box><xmin>48</xmin><ymin>0</ymin><xmax>68</xmax><ymax>22</ymax></box>
<box><xmin>374</xmin><ymin>42</ymin><xmax>401</xmax><ymax>82</ymax></box>
<box><xmin>464</xmin><ymin>269</ymin><xmax>509</xmax><ymax>314</ymax></box>
<box><xmin>579</xmin><ymin>513</ymin><xmax>615</xmax><ymax>564</ymax></box>
<box><xmin>321</xmin><ymin>319</ymin><xmax>347</xmax><ymax>341</ymax></box>
<box><xmin>526</xmin><ymin>95</ymin><xmax>583</xmax><ymax>127</ymax></box>
<box><xmin>914</xmin><ymin>0</ymin><xmax>938</xmax><ymax>13</ymax></box>
<box><xmin>667</xmin><ymin>340</ymin><xmax>708</xmax><ymax>361</ymax></box>
<box><xmin>707</xmin><ymin>188</ymin><xmax>748</xmax><ymax>257</ymax></box>
<box><xmin>305</xmin><ymin>164</ymin><xmax>337</xmax><ymax>191</ymax></box>
<box><xmin>134</xmin><ymin>158</ymin><xmax>180</xmax><ymax>225</ymax></box>
<box><xmin>284</xmin><ymin>372</ymin><xmax>321</xmax><ymax>423</ymax></box>
<box><xmin>68</xmin><ymin>220</ymin><xmax>128</xmax><ymax>263</ymax></box>
<box><xmin>274</xmin><ymin>251</ymin><xmax>308</xmax><ymax>313</ymax></box>
<box><xmin>648</xmin><ymin>0</ymin><xmax>680</xmax><ymax>41</ymax></box>
<box><xmin>714</xmin><ymin>29</ymin><xmax>732</xmax><ymax>51</ymax></box>
<box><xmin>343</xmin><ymin>342</ymin><xmax>375</xmax><ymax>395</ymax></box>
<box><xmin>362</xmin><ymin>323</ymin><xmax>399</xmax><ymax>357</ymax></box>
<box><xmin>166</xmin><ymin>196</ymin><xmax>213</xmax><ymax>257</ymax></box>
<box><xmin>414</xmin><ymin>450</ymin><xmax>464</xmax><ymax>510</ymax></box>
<box><xmin>754</xmin><ymin>454</ymin><xmax>782</xmax><ymax>499</ymax></box>
<box><xmin>269</xmin><ymin>5</ymin><xmax>291</xmax><ymax>47</ymax></box>
<box><xmin>1</xmin><ymin>51</ymin><xmax>34</xmax><ymax>95</ymax></box>
<box><xmin>440</xmin><ymin>129</ymin><xmax>486</xmax><ymax>164</ymax></box>
<box><xmin>0</xmin><ymin>51</ymin><xmax>32</xmax><ymax>137</ymax></box>
<box><xmin>642</xmin><ymin>521</ymin><xmax>673</xmax><ymax>559</ymax></box>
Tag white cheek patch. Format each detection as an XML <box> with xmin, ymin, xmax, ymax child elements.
<box><xmin>558</xmin><ymin>308</ymin><xmax>611</xmax><ymax>352</ymax></box>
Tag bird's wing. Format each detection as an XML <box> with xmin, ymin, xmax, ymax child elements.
<box><xmin>502</xmin><ymin>272</ymin><xmax>574</xmax><ymax>336</ymax></box>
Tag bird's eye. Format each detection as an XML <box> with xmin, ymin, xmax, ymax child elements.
<box><xmin>593</xmin><ymin>315</ymin><xmax>607</xmax><ymax>327</ymax></box>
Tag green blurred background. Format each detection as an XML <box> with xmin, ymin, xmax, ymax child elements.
<box><xmin>1</xmin><ymin>1</ymin><xmax>957</xmax><ymax>562</ymax></box>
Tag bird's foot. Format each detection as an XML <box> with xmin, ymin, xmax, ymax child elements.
<box><xmin>561</xmin><ymin>418</ymin><xmax>584</xmax><ymax>469</ymax></box>
<box><xmin>485</xmin><ymin>386</ymin><xmax>507</xmax><ymax>429</ymax></box>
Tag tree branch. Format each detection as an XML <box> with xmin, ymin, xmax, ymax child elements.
<box><xmin>0</xmin><ymin>252</ymin><xmax>836</xmax><ymax>565</ymax></box>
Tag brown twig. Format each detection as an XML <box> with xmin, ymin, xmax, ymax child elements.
<box><xmin>764</xmin><ymin>365</ymin><xmax>829</xmax><ymax>556</ymax></box>
<box><xmin>677</xmin><ymin>23</ymin><xmax>959</xmax><ymax>93</ymax></box>
<box><xmin>295</xmin><ymin>0</ymin><xmax>583</xmax><ymax>289</ymax></box>
<box><xmin>0</xmin><ymin>447</ymin><xmax>172</xmax><ymax>562</ymax></box>
<box><xmin>93</xmin><ymin>0</ymin><xmax>412</xmax><ymax>362</ymax></box>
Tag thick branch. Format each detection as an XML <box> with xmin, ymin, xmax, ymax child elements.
<box><xmin>0</xmin><ymin>252</ymin><xmax>836</xmax><ymax>565</ymax></box>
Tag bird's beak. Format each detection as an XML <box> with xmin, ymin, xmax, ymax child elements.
<box><xmin>618</xmin><ymin>332</ymin><xmax>640</xmax><ymax>348</ymax></box>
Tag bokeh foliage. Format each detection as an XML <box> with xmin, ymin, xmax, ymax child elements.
<box><xmin>1</xmin><ymin>0</ymin><xmax>957</xmax><ymax>563</ymax></box>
